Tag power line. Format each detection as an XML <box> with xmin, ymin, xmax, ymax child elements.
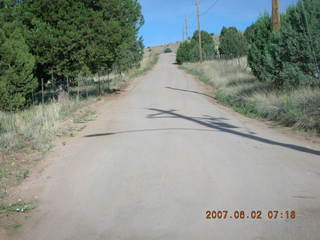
<box><xmin>201</xmin><ymin>0</ymin><xmax>219</xmax><ymax>16</ymax></box>
<box><xmin>182</xmin><ymin>0</ymin><xmax>220</xmax><ymax>40</ymax></box>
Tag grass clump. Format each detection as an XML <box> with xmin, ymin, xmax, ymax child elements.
<box><xmin>73</xmin><ymin>109</ymin><xmax>96</xmax><ymax>124</ymax></box>
<box><xmin>181</xmin><ymin>58</ymin><xmax>320</xmax><ymax>135</ymax></box>
<box><xmin>0</xmin><ymin>201</ymin><xmax>35</xmax><ymax>216</ymax></box>
<box><xmin>131</xmin><ymin>50</ymin><xmax>160</xmax><ymax>78</ymax></box>
<box><xmin>0</xmin><ymin>99</ymin><xmax>85</xmax><ymax>153</ymax></box>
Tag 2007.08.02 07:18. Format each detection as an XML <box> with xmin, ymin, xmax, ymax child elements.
<box><xmin>205</xmin><ymin>210</ymin><xmax>296</xmax><ymax>220</ymax></box>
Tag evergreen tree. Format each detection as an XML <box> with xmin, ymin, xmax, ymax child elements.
<box><xmin>176</xmin><ymin>41</ymin><xmax>198</xmax><ymax>64</ymax></box>
<box><xmin>21</xmin><ymin>0</ymin><xmax>144</xmax><ymax>83</ymax></box>
<box><xmin>176</xmin><ymin>30</ymin><xmax>217</xmax><ymax>64</ymax></box>
<box><xmin>192</xmin><ymin>30</ymin><xmax>217</xmax><ymax>60</ymax></box>
<box><xmin>219</xmin><ymin>26</ymin><xmax>248</xmax><ymax>58</ymax></box>
<box><xmin>0</xmin><ymin>25</ymin><xmax>37</xmax><ymax>111</ymax></box>
<box><xmin>246</xmin><ymin>0</ymin><xmax>320</xmax><ymax>88</ymax></box>
<box><xmin>246</xmin><ymin>15</ymin><xmax>275</xmax><ymax>83</ymax></box>
<box><xmin>278</xmin><ymin>0</ymin><xmax>320</xmax><ymax>87</ymax></box>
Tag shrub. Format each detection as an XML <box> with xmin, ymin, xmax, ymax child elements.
<box><xmin>176</xmin><ymin>30</ymin><xmax>217</xmax><ymax>64</ymax></box>
<box><xmin>0</xmin><ymin>25</ymin><xmax>37</xmax><ymax>112</ymax></box>
<box><xmin>278</xmin><ymin>0</ymin><xmax>320</xmax><ymax>88</ymax></box>
<box><xmin>181</xmin><ymin>59</ymin><xmax>320</xmax><ymax>134</ymax></box>
<box><xmin>246</xmin><ymin>15</ymin><xmax>275</xmax><ymax>83</ymax></box>
<box><xmin>176</xmin><ymin>41</ymin><xmax>198</xmax><ymax>64</ymax></box>
<box><xmin>246</xmin><ymin>0</ymin><xmax>320</xmax><ymax>89</ymax></box>
<box><xmin>164</xmin><ymin>48</ymin><xmax>172</xmax><ymax>53</ymax></box>
<box><xmin>192</xmin><ymin>30</ymin><xmax>217</xmax><ymax>60</ymax></box>
<box><xmin>219</xmin><ymin>27</ymin><xmax>248</xmax><ymax>58</ymax></box>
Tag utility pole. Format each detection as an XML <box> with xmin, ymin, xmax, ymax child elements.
<box><xmin>182</xmin><ymin>24</ymin><xmax>185</xmax><ymax>42</ymax></box>
<box><xmin>272</xmin><ymin>0</ymin><xmax>281</xmax><ymax>31</ymax></box>
<box><xmin>185</xmin><ymin>16</ymin><xmax>189</xmax><ymax>40</ymax></box>
<box><xmin>196</xmin><ymin>0</ymin><xmax>203</xmax><ymax>62</ymax></box>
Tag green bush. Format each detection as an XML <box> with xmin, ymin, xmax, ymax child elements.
<box><xmin>219</xmin><ymin>27</ymin><xmax>248</xmax><ymax>58</ymax></box>
<box><xmin>192</xmin><ymin>30</ymin><xmax>217</xmax><ymax>60</ymax></box>
<box><xmin>0</xmin><ymin>25</ymin><xmax>37</xmax><ymax>111</ymax></box>
<box><xmin>246</xmin><ymin>15</ymin><xmax>276</xmax><ymax>83</ymax></box>
<box><xmin>176</xmin><ymin>41</ymin><xmax>198</xmax><ymax>64</ymax></box>
<box><xmin>246</xmin><ymin>0</ymin><xmax>320</xmax><ymax>89</ymax></box>
<box><xmin>176</xmin><ymin>30</ymin><xmax>217</xmax><ymax>64</ymax></box>
<box><xmin>164</xmin><ymin>48</ymin><xmax>172</xmax><ymax>53</ymax></box>
<box><xmin>0</xmin><ymin>0</ymin><xmax>145</xmax><ymax>111</ymax></box>
<box><xmin>22</xmin><ymin>0</ymin><xmax>144</xmax><ymax>81</ymax></box>
<box><xmin>278</xmin><ymin>0</ymin><xmax>320</xmax><ymax>88</ymax></box>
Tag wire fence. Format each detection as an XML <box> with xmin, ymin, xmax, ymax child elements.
<box><xmin>31</xmin><ymin>70</ymin><xmax>126</xmax><ymax>105</ymax></box>
<box><xmin>195</xmin><ymin>52</ymin><xmax>250</xmax><ymax>71</ymax></box>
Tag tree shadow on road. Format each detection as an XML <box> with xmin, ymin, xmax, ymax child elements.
<box><xmin>166</xmin><ymin>86</ymin><xmax>216</xmax><ymax>100</ymax></box>
<box><xmin>84</xmin><ymin>108</ymin><xmax>320</xmax><ymax>156</ymax></box>
<box><xmin>84</xmin><ymin>128</ymin><xmax>219</xmax><ymax>137</ymax></box>
<box><xmin>84</xmin><ymin>114</ymin><xmax>238</xmax><ymax>137</ymax></box>
<box><xmin>145</xmin><ymin>108</ymin><xmax>320</xmax><ymax>156</ymax></box>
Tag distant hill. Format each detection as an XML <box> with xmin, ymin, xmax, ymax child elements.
<box><xmin>147</xmin><ymin>34</ymin><xmax>220</xmax><ymax>54</ymax></box>
<box><xmin>147</xmin><ymin>42</ymin><xmax>181</xmax><ymax>54</ymax></box>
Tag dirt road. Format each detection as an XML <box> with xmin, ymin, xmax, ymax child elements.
<box><xmin>14</xmin><ymin>54</ymin><xmax>320</xmax><ymax>240</ymax></box>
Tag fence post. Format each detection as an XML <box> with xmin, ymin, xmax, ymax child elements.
<box><xmin>77</xmin><ymin>78</ymin><xmax>80</xmax><ymax>101</ymax></box>
<box><xmin>66</xmin><ymin>77</ymin><xmax>69</xmax><ymax>95</ymax></box>
<box><xmin>98</xmin><ymin>74</ymin><xmax>101</xmax><ymax>96</ymax></box>
<box><xmin>51</xmin><ymin>72</ymin><xmax>55</xmax><ymax>101</ymax></box>
<box><xmin>85</xmin><ymin>78</ymin><xmax>88</xmax><ymax>99</ymax></box>
<box><xmin>107</xmin><ymin>69</ymin><xmax>110</xmax><ymax>92</ymax></box>
<box><xmin>41</xmin><ymin>78</ymin><xmax>44</xmax><ymax>105</ymax></box>
<box><xmin>32</xmin><ymin>90</ymin><xmax>35</xmax><ymax>105</ymax></box>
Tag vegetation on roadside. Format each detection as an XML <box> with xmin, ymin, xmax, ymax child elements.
<box><xmin>0</xmin><ymin>44</ymin><xmax>159</xmax><ymax>205</ymax></box>
<box><xmin>176</xmin><ymin>30</ymin><xmax>217</xmax><ymax>64</ymax></box>
<box><xmin>131</xmin><ymin>50</ymin><xmax>160</xmax><ymax>77</ymax></box>
<box><xmin>219</xmin><ymin>27</ymin><xmax>248</xmax><ymax>58</ymax></box>
<box><xmin>0</xmin><ymin>0</ymin><xmax>144</xmax><ymax>112</ymax></box>
<box><xmin>181</xmin><ymin>58</ymin><xmax>320</xmax><ymax>135</ymax></box>
<box><xmin>179</xmin><ymin>0</ymin><xmax>320</xmax><ymax>135</ymax></box>
<box><xmin>0</xmin><ymin>100</ymin><xmax>88</xmax><ymax>153</ymax></box>
<box><xmin>164</xmin><ymin>48</ymin><xmax>172</xmax><ymax>53</ymax></box>
<box><xmin>245</xmin><ymin>0</ymin><xmax>319</xmax><ymax>89</ymax></box>
<box><xmin>0</xmin><ymin>98</ymin><xmax>94</xmax><ymax>203</ymax></box>
<box><xmin>0</xmin><ymin>201</ymin><xmax>34</xmax><ymax>216</ymax></box>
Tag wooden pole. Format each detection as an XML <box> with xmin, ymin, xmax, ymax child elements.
<box><xmin>272</xmin><ymin>0</ymin><xmax>281</xmax><ymax>31</ymax></box>
<box><xmin>185</xmin><ymin>16</ymin><xmax>189</xmax><ymax>40</ymax></box>
<box><xmin>66</xmin><ymin>77</ymin><xmax>69</xmax><ymax>95</ymax></box>
<box><xmin>77</xmin><ymin>78</ymin><xmax>80</xmax><ymax>101</ymax></box>
<box><xmin>182</xmin><ymin>25</ymin><xmax>185</xmax><ymax>42</ymax></box>
<box><xmin>41</xmin><ymin>78</ymin><xmax>44</xmax><ymax>105</ymax></box>
<box><xmin>196</xmin><ymin>0</ymin><xmax>203</xmax><ymax>62</ymax></box>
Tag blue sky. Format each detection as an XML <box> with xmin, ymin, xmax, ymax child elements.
<box><xmin>138</xmin><ymin>0</ymin><xmax>298</xmax><ymax>47</ymax></box>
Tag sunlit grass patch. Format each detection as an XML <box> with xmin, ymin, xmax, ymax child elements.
<box><xmin>182</xmin><ymin>58</ymin><xmax>320</xmax><ymax>135</ymax></box>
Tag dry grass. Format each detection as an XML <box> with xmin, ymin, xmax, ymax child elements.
<box><xmin>0</xmin><ymin>99</ymin><xmax>86</xmax><ymax>153</ymax></box>
<box><xmin>0</xmin><ymin>49</ymin><xmax>159</xmax><ymax>203</ymax></box>
<box><xmin>182</xmin><ymin>57</ymin><xmax>251</xmax><ymax>88</ymax></box>
<box><xmin>181</xmin><ymin>58</ymin><xmax>320</xmax><ymax>135</ymax></box>
<box><xmin>149</xmin><ymin>42</ymin><xmax>180</xmax><ymax>54</ymax></box>
<box><xmin>0</xmin><ymin>98</ymin><xmax>96</xmax><ymax>201</ymax></box>
<box><xmin>130</xmin><ymin>50</ymin><xmax>159</xmax><ymax>78</ymax></box>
